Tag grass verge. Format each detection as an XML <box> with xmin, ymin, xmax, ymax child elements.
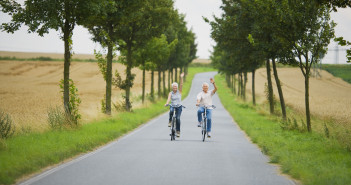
<box><xmin>0</xmin><ymin>66</ymin><xmax>215</xmax><ymax>184</ymax></box>
<box><xmin>215</xmin><ymin>74</ymin><xmax>351</xmax><ymax>185</ymax></box>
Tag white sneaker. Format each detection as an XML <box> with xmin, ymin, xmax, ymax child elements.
<box><xmin>176</xmin><ymin>131</ymin><xmax>180</xmax><ymax>137</ymax></box>
<box><xmin>207</xmin><ymin>132</ymin><xmax>211</xmax><ymax>138</ymax></box>
<box><xmin>197</xmin><ymin>122</ymin><xmax>202</xmax><ymax>127</ymax></box>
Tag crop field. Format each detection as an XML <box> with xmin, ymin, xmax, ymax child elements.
<box><xmin>0</xmin><ymin>52</ymin><xmax>171</xmax><ymax>132</ymax></box>
<box><xmin>322</xmin><ymin>64</ymin><xmax>351</xmax><ymax>84</ymax></box>
<box><xmin>245</xmin><ymin>67</ymin><xmax>351</xmax><ymax>125</ymax></box>
<box><xmin>0</xmin><ymin>51</ymin><xmax>96</xmax><ymax>60</ymax></box>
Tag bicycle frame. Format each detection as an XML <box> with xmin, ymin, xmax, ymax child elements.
<box><xmin>166</xmin><ymin>104</ymin><xmax>185</xmax><ymax>141</ymax></box>
<box><xmin>199</xmin><ymin>105</ymin><xmax>216</xmax><ymax>142</ymax></box>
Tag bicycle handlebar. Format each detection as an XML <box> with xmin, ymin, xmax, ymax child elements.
<box><xmin>165</xmin><ymin>104</ymin><xmax>186</xmax><ymax>108</ymax></box>
<box><xmin>197</xmin><ymin>105</ymin><xmax>216</xmax><ymax>109</ymax></box>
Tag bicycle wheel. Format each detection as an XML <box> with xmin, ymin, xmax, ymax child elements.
<box><xmin>202</xmin><ymin>118</ymin><xmax>207</xmax><ymax>142</ymax></box>
<box><xmin>171</xmin><ymin>117</ymin><xmax>176</xmax><ymax>141</ymax></box>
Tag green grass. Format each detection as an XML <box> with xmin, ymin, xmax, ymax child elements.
<box><xmin>322</xmin><ymin>64</ymin><xmax>351</xmax><ymax>83</ymax></box>
<box><xmin>0</xmin><ymin>66</ymin><xmax>215</xmax><ymax>185</ymax></box>
<box><xmin>215</xmin><ymin>74</ymin><xmax>351</xmax><ymax>185</ymax></box>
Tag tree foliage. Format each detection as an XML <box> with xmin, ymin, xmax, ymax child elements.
<box><xmin>208</xmin><ymin>0</ymin><xmax>335</xmax><ymax>132</ymax></box>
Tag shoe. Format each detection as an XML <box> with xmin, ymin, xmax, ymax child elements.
<box><xmin>207</xmin><ymin>132</ymin><xmax>211</xmax><ymax>138</ymax></box>
<box><xmin>197</xmin><ymin>122</ymin><xmax>202</xmax><ymax>127</ymax></box>
<box><xmin>176</xmin><ymin>131</ymin><xmax>180</xmax><ymax>137</ymax></box>
<box><xmin>168</xmin><ymin>121</ymin><xmax>171</xmax><ymax>127</ymax></box>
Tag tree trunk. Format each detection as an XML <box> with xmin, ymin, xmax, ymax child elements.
<box><xmin>233</xmin><ymin>74</ymin><xmax>236</xmax><ymax>94</ymax></box>
<box><xmin>63</xmin><ymin>23</ymin><xmax>71</xmax><ymax>115</ymax></box>
<box><xmin>238</xmin><ymin>73</ymin><xmax>242</xmax><ymax>96</ymax></box>
<box><xmin>231</xmin><ymin>74</ymin><xmax>234</xmax><ymax>93</ymax></box>
<box><xmin>168</xmin><ymin>69</ymin><xmax>171</xmax><ymax>92</ymax></box>
<box><xmin>105</xmin><ymin>30</ymin><xmax>113</xmax><ymax>115</ymax></box>
<box><xmin>125</xmin><ymin>44</ymin><xmax>133</xmax><ymax>111</ymax></box>
<box><xmin>158</xmin><ymin>67</ymin><xmax>161</xmax><ymax>98</ymax></box>
<box><xmin>305</xmin><ymin>73</ymin><xmax>311</xmax><ymax>132</ymax></box>
<box><xmin>243</xmin><ymin>72</ymin><xmax>247</xmax><ymax>101</ymax></box>
<box><xmin>174</xmin><ymin>67</ymin><xmax>178</xmax><ymax>83</ymax></box>
<box><xmin>272</xmin><ymin>58</ymin><xmax>286</xmax><ymax>120</ymax></box>
<box><xmin>241</xmin><ymin>73</ymin><xmax>244</xmax><ymax>99</ymax></box>
<box><xmin>252</xmin><ymin>69</ymin><xmax>256</xmax><ymax>106</ymax></box>
<box><xmin>151</xmin><ymin>70</ymin><xmax>154</xmax><ymax>101</ymax></box>
<box><xmin>142</xmin><ymin>63</ymin><xmax>145</xmax><ymax>104</ymax></box>
<box><xmin>266</xmin><ymin>59</ymin><xmax>274</xmax><ymax>114</ymax></box>
<box><xmin>227</xmin><ymin>74</ymin><xmax>231</xmax><ymax>87</ymax></box>
<box><xmin>163</xmin><ymin>70</ymin><xmax>166</xmax><ymax>97</ymax></box>
<box><xmin>184</xmin><ymin>65</ymin><xmax>188</xmax><ymax>82</ymax></box>
<box><xmin>171</xmin><ymin>68</ymin><xmax>173</xmax><ymax>83</ymax></box>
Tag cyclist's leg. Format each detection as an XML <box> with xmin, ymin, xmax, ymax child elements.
<box><xmin>206</xmin><ymin>109</ymin><xmax>212</xmax><ymax>132</ymax></box>
<box><xmin>169</xmin><ymin>106</ymin><xmax>174</xmax><ymax>122</ymax></box>
<box><xmin>175</xmin><ymin>107</ymin><xmax>182</xmax><ymax>131</ymax></box>
<box><xmin>197</xmin><ymin>107</ymin><xmax>204</xmax><ymax>123</ymax></box>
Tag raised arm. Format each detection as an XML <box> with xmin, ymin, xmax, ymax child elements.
<box><xmin>179</xmin><ymin>72</ymin><xmax>184</xmax><ymax>94</ymax></box>
<box><xmin>210</xmin><ymin>77</ymin><xmax>217</xmax><ymax>94</ymax></box>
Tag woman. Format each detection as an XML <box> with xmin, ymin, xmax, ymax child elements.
<box><xmin>165</xmin><ymin>72</ymin><xmax>184</xmax><ymax>137</ymax></box>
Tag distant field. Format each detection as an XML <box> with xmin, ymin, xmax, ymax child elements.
<box><xmin>0</xmin><ymin>51</ymin><xmax>96</xmax><ymax>60</ymax></box>
<box><xmin>0</xmin><ymin>59</ymin><xmax>169</xmax><ymax>132</ymax></box>
<box><xmin>192</xmin><ymin>58</ymin><xmax>211</xmax><ymax>64</ymax></box>
<box><xmin>245</xmin><ymin>67</ymin><xmax>351</xmax><ymax>125</ymax></box>
<box><xmin>322</xmin><ymin>64</ymin><xmax>351</xmax><ymax>84</ymax></box>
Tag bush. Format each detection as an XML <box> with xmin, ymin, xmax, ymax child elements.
<box><xmin>280</xmin><ymin>117</ymin><xmax>307</xmax><ymax>133</ymax></box>
<box><xmin>113</xmin><ymin>95</ymin><xmax>131</xmax><ymax>112</ymax></box>
<box><xmin>59</xmin><ymin>79</ymin><xmax>82</xmax><ymax>125</ymax></box>
<box><xmin>0</xmin><ymin>110</ymin><xmax>15</xmax><ymax>139</ymax></box>
<box><xmin>47</xmin><ymin>106</ymin><xmax>66</xmax><ymax>129</ymax></box>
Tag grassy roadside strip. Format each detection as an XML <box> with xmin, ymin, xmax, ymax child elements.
<box><xmin>0</xmin><ymin>67</ymin><xmax>215</xmax><ymax>184</ymax></box>
<box><xmin>215</xmin><ymin>74</ymin><xmax>351</xmax><ymax>185</ymax></box>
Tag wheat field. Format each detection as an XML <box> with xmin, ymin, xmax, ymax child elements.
<box><xmin>0</xmin><ymin>52</ymin><xmax>172</xmax><ymax>131</ymax></box>
<box><xmin>245</xmin><ymin>67</ymin><xmax>351</xmax><ymax>124</ymax></box>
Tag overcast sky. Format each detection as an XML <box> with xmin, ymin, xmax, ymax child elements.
<box><xmin>0</xmin><ymin>1</ymin><xmax>350</xmax><ymax>63</ymax></box>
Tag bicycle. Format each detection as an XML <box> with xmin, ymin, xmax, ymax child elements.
<box><xmin>166</xmin><ymin>104</ymin><xmax>185</xmax><ymax>141</ymax></box>
<box><xmin>198</xmin><ymin>105</ymin><xmax>216</xmax><ymax>142</ymax></box>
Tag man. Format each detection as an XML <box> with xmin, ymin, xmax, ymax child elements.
<box><xmin>196</xmin><ymin>77</ymin><xmax>217</xmax><ymax>138</ymax></box>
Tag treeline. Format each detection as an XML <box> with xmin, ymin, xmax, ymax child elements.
<box><xmin>206</xmin><ymin>0</ymin><xmax>350</xmax><ymax>132</ymax></box>
<box><xmin>0</xmin><ymin>0</ymin><xmax>197</xmax><ymax>119</ymax></box>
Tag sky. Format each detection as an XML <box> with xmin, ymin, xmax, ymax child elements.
<box><xmin>0</xmin><ymin>1</ymin><xmax>350</xmax><ymax>63</ymax></box>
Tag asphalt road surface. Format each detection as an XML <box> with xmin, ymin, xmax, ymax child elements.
<box><xmin>20</xmin><ymin>72</ymin><xmax>295</xmax><ymax>185</ymax></box>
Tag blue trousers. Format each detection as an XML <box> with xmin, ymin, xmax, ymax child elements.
<box><xmin>197</xmin><ymin>107</ymin><xmax>212</xmax><ymax>132</ymax></box>
<box><xmin>169</xmin><ymin>106</ymin><xmax>182</xmax><ymax>131</ymax></box>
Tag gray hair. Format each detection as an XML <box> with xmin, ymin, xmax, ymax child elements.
<box><xmin>172</xmin><ymin>82</ymin><xmax>178</xmax><ymax>88</ymax></box>
<box><xmin>202</xmin><ymin>82</ymin><xmax>209</xmax><ymax>87</ymax></box>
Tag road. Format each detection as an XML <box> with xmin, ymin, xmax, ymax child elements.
<box><xmin>20</xmin><ymin>72</ymin><xmax>295</xmax><ymax>185</ymax></box>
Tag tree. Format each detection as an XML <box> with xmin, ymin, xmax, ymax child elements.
<box><xmin>134</xmin><ymin>34</ymin><xmax>177</xmax><ymax>102</ymax></box>
<box><xmin>206</xmin><ymin>0</ymin><xmax>263</xmax><ymax>105</ymax></box>
<box><xmin>281</xmin><ymin>1</ymin><xmax>335</xmax><ymax>131</ymax></box>
<box><xmin>115</xmin><ymin>0</ymin><xmax>175</xmax><ymax>111</ymax></box>
<box><xmin>245</xmin><ymin>0</ymin><xmax>290</xmax><ymax>119</ymax></box>
<box><xmin>0</xmin><ymin>0</ymin><xmax>101</xmax><ymax>116</ymax></box>
<box><xmin>166</xmin><ymin>14</ymin><xmax>195</xmax><ymax>84</ymax></box>
<box><xmin>85</xmin><ymin>0</ymin><xmax>120</xmax><ymax>115</ymax></box>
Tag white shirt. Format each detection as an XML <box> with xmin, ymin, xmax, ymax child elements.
<box><xmin>197</xmin><ymin>90</ymin><xmax>215</xmax><ymax>109</ymax></box>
